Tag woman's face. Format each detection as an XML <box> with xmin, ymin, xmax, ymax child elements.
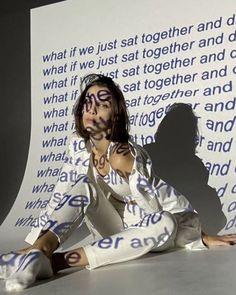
<box><xmin>82</xmin><ymin>85</ymin><xmax>113</xmax><ymax>136</ymax></box>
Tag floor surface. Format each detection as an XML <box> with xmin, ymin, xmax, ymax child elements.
<box><xmin>0</xmin><ymin>246</ymin><xmax>236</xmax><ymax>295</ymax></box>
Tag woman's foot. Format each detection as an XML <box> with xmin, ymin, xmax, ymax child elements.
<box><xmin>5</xmin><ymin>249</ymin><xmax>53</xmax><ymax>291</ymax></box>
<box><xmin>0</xmin><ymin>252</ymin><xmax>28</xmax><ymax>280</ymax></box>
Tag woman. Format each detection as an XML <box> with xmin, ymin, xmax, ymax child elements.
<box><xmin>1</xmin><ymin>74</ymin><xmax>236</xmax><ymax>291</ymax></box>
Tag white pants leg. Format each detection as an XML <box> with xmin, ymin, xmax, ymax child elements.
<box><xmin>40</xmin><ymin>178</ymin><xmax>203</xmax><ymax>270</ymax></box>
<box><xmin>83</xmin><ymin>200</ymin><xmax>177</xmax><ymax>270</ymax></box>
<box><xmin>40</xmin><ymin>177</ymin><xmax>124</xmax><ymax>244</ymax></box>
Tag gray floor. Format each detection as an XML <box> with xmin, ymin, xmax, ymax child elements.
<box><xmin>0</xmin><ymin>246</ymin><xmax>236</xmax><ymax>295</ymax></box>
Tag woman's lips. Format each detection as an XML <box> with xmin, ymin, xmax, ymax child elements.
<box><xmin>84</xmin><ymin>118</ymin><xmax>101</xmax><ymax>129</ymax></box>
<box><xmin>85</xmin><ymin>117</ymin><xmax>96</xmax><ymax>123</ymax></box>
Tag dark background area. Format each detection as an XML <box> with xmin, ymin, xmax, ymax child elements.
<box><xmin>0</xmin><ymin>0</ymin><xmax>65</xmax><ymax>225</ymax></box>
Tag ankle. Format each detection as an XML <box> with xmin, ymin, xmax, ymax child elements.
<box><xmin>32</xmin><ymin>232</ymin><xmax>59</xmax><ymax>258</ymax></box>
<box><xmin>51</xmin><ymin>252</ymin><xmax>70</xmax><ymax>273</ymax></box>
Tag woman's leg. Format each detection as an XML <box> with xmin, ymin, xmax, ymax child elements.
<box><xmin>3</xmin><ymin>178</ymin><xmax>96</xmax><ymax>291</ymax></box>
<box><xmin>51</xmin><ymin>210</ymin><xmax>177</xmax><ymax>271</ymax></box>
<box><xmin>51</xmin><ymin>247</ymin><xmax>88</xmax><ymax>273</ymax></box>
<box><xmin>3</xmin><ymin>179</ymin><xmax>125</xmax><ymax>290</ymax></box>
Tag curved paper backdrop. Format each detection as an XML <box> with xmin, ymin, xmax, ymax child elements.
<box><xmin>0</xmin><ymin>0</ymin><xmax>236</xmax><ymax>251</ymax></box>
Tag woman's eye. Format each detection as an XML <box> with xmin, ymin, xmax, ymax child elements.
<box><xmin>100</xmin><ymin>104</ymin><xmax>109</xmax><ymax>109</ymax></box>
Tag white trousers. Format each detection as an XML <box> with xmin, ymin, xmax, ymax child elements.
<box><xmin>41</xmin><ymin>176</ymin><xmax>205</xmax><ymax>270</ymax></box>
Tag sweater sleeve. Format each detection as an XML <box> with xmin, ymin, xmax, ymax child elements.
<box><xmin>129</xmin><ymin>142</ymin><xmax>193</xmax><ymax>215</ymax></box>
<box><xmin>24</xmin><ymin>133</ymin><xmax>86</xmax><ymax>244</ymax></box>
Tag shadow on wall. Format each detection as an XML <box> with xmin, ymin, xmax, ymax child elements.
<box><xmin>144</xmin><ymin>103</ymin><xmax>226</xmax><ymax>235</ymax></box>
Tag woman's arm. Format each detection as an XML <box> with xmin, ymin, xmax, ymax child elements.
<box><xmin>24</xmin><ymin>134</ymin><xmax>85</xmax><ymax>245</ymax></box>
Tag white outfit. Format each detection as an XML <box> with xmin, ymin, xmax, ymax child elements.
<box><xmin>25</xmin><ymin>133</ymin><xmax>206</xmax><ymax>269</ymax></box>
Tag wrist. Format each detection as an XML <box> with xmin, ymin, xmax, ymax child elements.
<box><xmin>201</xmin><ymin>231</ymin><xmax>209</xmax><ymax>248</ymax></box>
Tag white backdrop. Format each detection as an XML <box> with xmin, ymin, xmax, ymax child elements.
<box><xmin>0</xmin><ymin>0</ymin><xmax>236</xmax><ymax>251</ymax></box>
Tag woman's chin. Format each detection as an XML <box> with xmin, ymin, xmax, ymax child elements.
<box><xmin>85</xmin><ymin>128</ymin><xmax>110</xmax><ymax>140</ymax></box>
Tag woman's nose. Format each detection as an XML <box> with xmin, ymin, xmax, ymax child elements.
<box><xmin>88</xmin><ymin>102</ymin><xmax>97</xmax><ymax>115</ymax></box>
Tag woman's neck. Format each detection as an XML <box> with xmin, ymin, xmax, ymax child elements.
<box><xmin>90</xmin><ymin>133</ymin><xmax>110</xmax><ymax>156</ymax></box>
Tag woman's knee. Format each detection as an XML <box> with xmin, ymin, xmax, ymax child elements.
<box><xmin>142</xmin><ymin>211</ymin><xmax>176</xmax><ymax>231</ymax></box>
<box><xmin>54</xmin><ymin>194</ymin><xmax>89</xmax><ymax>212</ymax></box>
<box><xmin>54</xmin><ymin>179</ymin><xmax>96</xmax><ymax>212</ymax></box>
<box><xmin>141</xmin><ymin>211</ymin><xmax>177</xmax><ymax>241</ymax></box>
<box><xmin>139</xmin><ymin>211</ymin><xmax>177</xmax><ymax>251</ymax></box>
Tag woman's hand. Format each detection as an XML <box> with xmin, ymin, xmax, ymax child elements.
<box><xmin>202</xmin><ymin>231</ymin><xmax>236</xmax><ymax>248</ymax></box>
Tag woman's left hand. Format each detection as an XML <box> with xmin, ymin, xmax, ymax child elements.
<box><xmin>202</xmin><ymin>232</ymin><xmax>236</xmax><ymax>248</ymax></box>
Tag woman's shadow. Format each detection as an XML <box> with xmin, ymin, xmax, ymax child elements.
<box><xmin>143</xmin><ymin>103</ymin><xmax>226</xmax><ymax>235</ymax></box>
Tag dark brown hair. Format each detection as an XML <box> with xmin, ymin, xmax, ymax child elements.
<box><xmin>74</xmin><ymin>74</ymin><xmax>130</xmax><ymax>142</ymax></box>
